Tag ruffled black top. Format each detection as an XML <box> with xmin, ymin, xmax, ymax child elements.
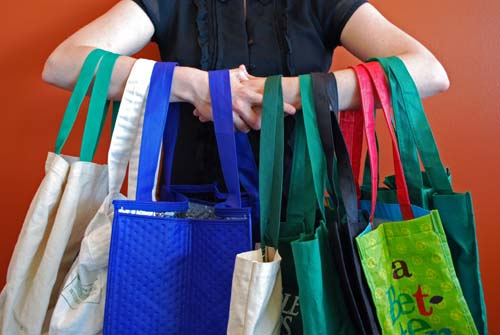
<box><xmin>133</xmin><ymin>0</ymin><xmax>366</xmax><ymax>188</ymax></box>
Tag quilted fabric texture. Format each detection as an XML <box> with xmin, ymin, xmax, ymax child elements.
<box><xmin>103</xmin><ymin>203</ymin><xmax>251</xmax><ymax>335</ymax></box>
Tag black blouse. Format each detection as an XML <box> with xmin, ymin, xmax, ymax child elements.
<box><xmin>133</xmin><ymin>0</ymin><xmax>366</xmax><ymax>187</ymax></box>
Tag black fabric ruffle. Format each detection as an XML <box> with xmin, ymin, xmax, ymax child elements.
<box><xmin>276</xmin><ymin>0</ymin><xmax>295</xmax><ymax>75</ymax></box>
<box><xmin>194</xmin><ymin>0</ymin><xmax>212</xmax><ymax>70</ymax></box>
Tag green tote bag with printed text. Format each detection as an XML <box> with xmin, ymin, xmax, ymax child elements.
<box><xmin>365</xmin><ymin>56</ymin><xmax>488</xmax><ymax>334</ymax></box>
<box><xmin>355</xmin><ymin>63</ymin><xmax>478</xmax><ymax>335</ymax></box>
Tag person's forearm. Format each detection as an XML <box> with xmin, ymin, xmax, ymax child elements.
<box><xmin>42</xmin><ymin>45</ymin><xmax>135</xmax><ymax>101</ymax></box>
<box><xmin>280</xmin><ymin>70</ymin><xmax>359</xmax><ymax>111</ymax></box>
<box><xmin>281</xmin><ymin>54</ymin><xmax>449</xmax><ymax>112</ymax></box>
<box><xmin>42</xmin><ymin>45</ymin><xmax>206</xmax><ymax>103</ymax></box>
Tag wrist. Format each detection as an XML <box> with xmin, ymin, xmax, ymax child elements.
<box><xmin>171</xmin><ymin>66</ymin><xmax>208</xmax><ymax>104</ymax></box>
<box><xmin>282</xmin><ymin>76</ymin><xmax>301</xmax><ymax>110</ymax></box>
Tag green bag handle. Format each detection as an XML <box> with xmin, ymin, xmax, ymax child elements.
<box><xmin>371</xmin><ymin>56</ymin><xmax>453</xmax><ymax>194</ymax></box>
<box><xmin>285</xmin><ymin>108</ymin><xmax>317</xmax><ymax>234</ymax></box>
<box><xmin>299</xmin><ymin>74</ymin><xmax>328</xmax><ymax>222</ymax></box>
<box><xmin>54</xmin><ymin>49</ymin><xmax>120</xmax><ymax>161</ymax></box>
<box><xmin>80</xmin><ymin>52</ymin><xmax>121</xmax><ymax>161</ymax></box>
<box><xmin>111</xmin><ymin>100</ymin><xmax>120</xmax><ymax>134</ymax></box>
<box><xmin>259</xmin><ymin>75</ymin><xmax>285</xmax><ymax>250</ymax></box>
<box><xmin>54</xmin><ymin>48</ymin><xmax>105</xmax><ymax>154</ymax></box>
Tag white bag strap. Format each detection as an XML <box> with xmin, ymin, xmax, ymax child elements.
<box><xmin>108</xmin><ymin>59</ymin><xmax>156</xmax><ymax>195</ymax></box>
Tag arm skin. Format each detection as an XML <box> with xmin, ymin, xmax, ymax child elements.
<box><xmin>42</xmin><ymin>0</ymin><xmax>296</xmax><ymax>132</ymax></box>
<box><xmin>42</xmin><ymin>1</ymin><xmax>448</xmax><ymax>131</ymax></box>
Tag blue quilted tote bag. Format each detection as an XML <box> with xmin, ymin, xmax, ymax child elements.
<box><xmin>103</xmin><ymin>63</ymin><xmax>252</xmax><ymax>335</ymax></box>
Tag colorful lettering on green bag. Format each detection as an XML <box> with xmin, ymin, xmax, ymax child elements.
<box><xmin>386</xmin><ymin>259</ymin><xmax>450</xmax><ymax>334</ymax></box>
<box><xmin>357</xmin><ymin>211</ymin><xmax>478</xmax><ymax>335</ymax></box>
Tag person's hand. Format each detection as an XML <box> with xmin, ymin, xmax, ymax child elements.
<box><xmin>192</xmin><ymin>65</ymin><xmax>259</xmax><ymax>132</ymax></box>
<box><xmin>236</xmin><ymin>72</ymin><xmax>298</xmax><ymax>129</ymax></box>
<box><xmin>192</xmin><ymin>65</ymin><xmax>296</xmax><ymax>131</ymax></box>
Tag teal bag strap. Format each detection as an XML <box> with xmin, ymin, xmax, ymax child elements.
<box><xmin>372</xmin><ymin>56</ymin><xmax>453</xmax><ymax>194</ymax></box>
<box><xmin>111</xmin><ymin>101</ymin><xmax>120</xmax><ymax>135</ymax></box>
<box><xmin>54</xmin><ymin>48</ymin><xmax>105</xmax><ymax>154</ymax></box>
<box><xmin>285</xmin><ymin>109</ymin><xmax>316</xmax><ymax>234</ymax></box>
<box><xmin>300</xmin><ymin>74</ymin><xmax>327</xmax><ymax>221</ymax></box>
<box><xmin>80</xmin><ymin>52</ymin><xmax>121</xmax><ymax>161</ymax></box>
<box><xmin>260</xmin><ymin>75</ymin><xmax>285</xmax><ymax>250</ymax></box>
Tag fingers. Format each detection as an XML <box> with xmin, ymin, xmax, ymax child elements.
<box><xmin>230</xmin><ymin>65</ymin><xmax>250</xmax><ymax>81</ymax></box>
<box><xmin>233</xmin><ymin>111</ymin><xmax>250</xmax><ymax>133</ymax></box>
<box><xmin>284</xmin><ymin>102</ymin><xmax>296</xmax><ymax>115</ymax></box>
<box><xmin>234</xmin><ymin>105</ymin><xmax>261</xmax><ymax>130</ymax></box>
<box><xmin>233</xmin><ymin>90</ymin><xmax>263</xmax><ymax>129</ymax></box>
<box><xmin>193</xmin><ymin>108</ymin><xmax>209</xmax><ymax>123</ymax></box>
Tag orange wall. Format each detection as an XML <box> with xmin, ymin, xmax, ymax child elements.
<box><xmin>1</xmin><ymin>0</ymin><xmax>498</xmax><ymax>332</ymax></box>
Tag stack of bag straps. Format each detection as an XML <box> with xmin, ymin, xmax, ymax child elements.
<box><xmin>0</xmin><ymin>48</ymin><xmax>487</xmax><ymax>335</ymax></box>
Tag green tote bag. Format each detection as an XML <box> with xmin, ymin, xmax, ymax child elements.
<box><xmin>290</xmin><ymin>74</ymin><xmax>356</xmax><ymax>335</ymax></box>
<box><xmin>354</xmin><ymin>63</ymin><xmax>478</xmax><ymax>335</ymax></box>
<box><xmin>365</xmin><ymin>56</ymin><xmax>488</xmax><ymax>335</ymax></box>
<box><xmin>260</xmin><ymin>75</ymin><xmax>355</xmax><ymax>335</ymax></box>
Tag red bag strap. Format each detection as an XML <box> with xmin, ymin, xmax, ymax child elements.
<box><xmin>350</xmin><ymin>65</ymin><xmax>378</xmax><ymax>224</ymax></box>
<box><xmin>359</xmin><ymin>62</ymin><xmax>414</xmax><ymax>220</ymax></box>
<box><xmin>339</xmin><ymin>110</ymin><xmax>364</xmax><ymax>198</ymax></box>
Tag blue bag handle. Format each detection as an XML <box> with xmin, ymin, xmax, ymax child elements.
<box><xmin>138</xmin><ymin>65</ymin><xmax>243</xmax><ymax>208</ymax></box>
<box><xmin>160</xmin><ymin>70</ymin><xmax>244</xmax><ymax>208</ymax></box>
<box><xmin>136</xmin><ymin>62</ymin><xmax>179</xmax><ymax>201</ymax></box>
<box><xmin>161</xmin><ymin>126</ymin><xmax>259</xmax><ymax>204</ymax></box>
<box><xmin>235</xmin><ymin>132</ymin><xmax>259</xmax><ymax>207</ymax></box>
<box><xmin>209</xmin><ymin>70</ymin><xmax>242</xmax><ymax>208</ymax></box>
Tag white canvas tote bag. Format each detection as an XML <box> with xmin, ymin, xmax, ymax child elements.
<box><xmin>227</xmin><ymin>248</ymin><xmax>282</xmax><ymax>335</ymax></box>
<box><xmin>0</xmin><ymin>50</ymin><xmax>119</xmax><ymax>335</ymax></box>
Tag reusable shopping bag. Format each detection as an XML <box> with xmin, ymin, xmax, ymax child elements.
<box><xmin>0</xmin><ymin>49</ymin><xmax>120</xmax><ymax>335</ymax></box>
<box><xmin>352</xmin><ymin>63</ymin><xmax>478</xmax><ymax>334</ymax></box>
<box><xmin>103</xmin><ymin>64</ymin><xmax>252</xmax><ymax>335</ymax></box>
<box><xmin>48</xmin><ymin>59</ymin><xmax>156</xmax><ymax>335</ymax></box>
<box><xmin>288</xmin><ymin>74</ymin><xmax>356</xmax><ymax>335</ymax></box>
<box><xmin>226</xmin><ymin>75</ymin><xmax>284</xmax><ymax>335</ymax></box>
<box><xmin>311</xmin><ymin>72</ymin><xmax>379</xmax><ymax>335</ymax></box>
<box><xmin>369</xmin><ymin>56</ymin><xmax>488</xmax><ymax>334</ymax></box>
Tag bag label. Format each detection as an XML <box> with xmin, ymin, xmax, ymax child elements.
<box><xmin>281</xmin><ymin>293</ymin><xmax>300</xmax><ymax>335</ymax></box>
<box><xmin>61</xmin><ymin>275</ymin><xmax>101</xmax><ymax>309</ymax></box>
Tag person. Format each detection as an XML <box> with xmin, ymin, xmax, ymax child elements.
<box><xmin>41</xmin><ymin>0</ymin><xmax>449</xmax><ymax>187</ymax></box>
